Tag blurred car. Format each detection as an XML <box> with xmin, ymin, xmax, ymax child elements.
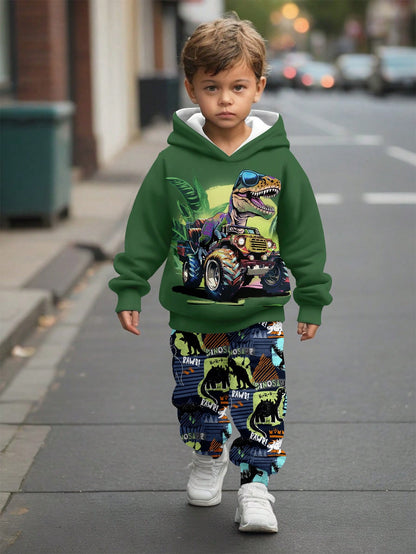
<box><xmin>281</xmin><ymin>51</ymin><xmax>313</xmax><ymax>87</ymax></box>
<box><xmin>367</xmin><ymin>46</ymin><xmax>416</xmax><ymax>95</ymax></box>
<box><xmin>335</xmin><ymin>53</ymin><xmax>375</xmax><ymax>90</ymax></box>
<box><xmin>295</xmin><ymin>61</ymin><xmax>337</xmax><ymax>90</ymax></box>
<box><xmin>266</xmin><ymin>58</ymin><xmax>286</xmax><ymax>90</ymax></box>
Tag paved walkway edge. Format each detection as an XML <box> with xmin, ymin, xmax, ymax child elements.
<box><xmin>0</xmin><ymin>264</ymin><xmax>114</xmax><ymax>513</ymax></box>
<box><xmin>0</xmin><ymin>290</ymin><xmax>53</xmax><ymax>364</ymax></box>
<box><xmin>0</xmin><ymin>232</ymin><xmax>124</xmax><ymax>365</ymax></box>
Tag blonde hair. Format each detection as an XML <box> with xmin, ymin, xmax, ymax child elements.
<box><xmin>181</xmin><ymin>15</ymin><xmax>267</xmax><ymax>82</ymax></box>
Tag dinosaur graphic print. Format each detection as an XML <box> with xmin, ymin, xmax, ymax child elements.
<box><xmin>229</xmin><ymin>357</ymin><xmax>253</xmax><ymax>389</ymax></box>
<box><xmin>172</xmin><ymin>170</ymin><xmax>291</xmax><ymax>303</ymax></box>
<box><xmin>247</xmin><ymin>389</ymin><xmax>286</xmax><ymax>439</ymax></box>
<box><xmin>174</xmin><ymin>331</ymin><xmax>205</xmax><ymax>356</ymax></box>
<box><xmin>198</xmin><ymin>171</ymin><xmax>280</xmax><ymax>245</ymax></box>
<box><xmin>240</xmin><ymin>463</ymin><xmax>266</xmax><ymax>485</ymax></box>
<box><xmin>198</xmin><ymin>358</ymin><xmax>230</xmax><ymax>406</ymax></box>
<box><xmin>171</xmin><ymin>322</ymin><xmax>287</xmax><ymax>474</ymax></box>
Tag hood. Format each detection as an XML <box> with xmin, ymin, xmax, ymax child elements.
<box><xmin>167</xmin><ymin>108</ymin><xmax>290</xmax><ymax>161</ymax></box>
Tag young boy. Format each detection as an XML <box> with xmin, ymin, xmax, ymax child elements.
<box><xmin>109</xmin><ymin>16</ymin><xmax>332</xmax><ymax>533</ymax></box>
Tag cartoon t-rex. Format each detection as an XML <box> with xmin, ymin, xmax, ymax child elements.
<box><xmin>199</xmin><ymin>170</ymin><xmax>281</xmax><ymax>246</ymax></box>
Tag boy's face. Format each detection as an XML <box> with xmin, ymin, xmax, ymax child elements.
<box><xmin>185</xmin><ymin>62</ymin><xmax>266</xmax><ymax>136</ymax></box>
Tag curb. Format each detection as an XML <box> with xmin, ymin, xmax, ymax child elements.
<box><xmin>0</xmin><ymin>231</ymin><xmax>122</xmax><ymax>365</ymax></box>
<box><xmin>0</xmin><ymin>289</ymin><xmax>53</xmax><ymax>365</ymax></box>
<box><xmin>0</xmin><ymin>246</ymin><xmax>93</xmax><ymax>365</ymax></box>
<box><xmin>24</xmin><ymin>244</ymin><xmax>95</xmax><ymax>303</ymax></box>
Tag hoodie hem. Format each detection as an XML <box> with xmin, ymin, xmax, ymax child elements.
<box><xmin>168</xmin><ymin>307</ymin><xmax>286</xmax><ymax>333</ymax></box>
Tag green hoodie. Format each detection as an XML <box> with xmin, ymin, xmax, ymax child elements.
<box><xmin>109</xmin><ymin>108</ymin><xmax>332</xmax><ymax>332</ymax></box>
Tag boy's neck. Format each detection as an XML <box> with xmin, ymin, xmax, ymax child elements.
<box><xmin>203</xmin><ymin>121</ymin><xmax>252</xmax><ymax>156</ymax></box>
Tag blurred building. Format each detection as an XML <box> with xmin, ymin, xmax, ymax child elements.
<box><xmin>179</xmin><ymin>0</ymin><xmax>223</xmax><ymax>32</ymax></box>
<box><xmin>367</xmin><ymin>0</ymin><xmax>415</xmax><ymax>48</ymax></box>
<box><xmin>0</xmin><ymin>0</ymin><xmax>223</xmax><ymax>178</ymax></box>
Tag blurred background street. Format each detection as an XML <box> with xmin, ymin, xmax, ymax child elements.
<box><xmin>0</xmin><ymin>1</ymin><xmax>415</xmax><ymax>553</ymax></box>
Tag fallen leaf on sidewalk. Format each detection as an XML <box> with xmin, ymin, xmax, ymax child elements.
<box><xmin>10</xmin><ymin>507</ymin><xmax>29</xmax><ymax>516</ymax></box>
<box><xmin>57</xmin><ymin>300</ymin><xmax>72</xmax><ymax>311</ymax></box>
<box><xmin>73</xmin><ymin>280</ymin><xmax>87</xmax><ymax>293</ymax></box>
<box><xmin>37</xmin><ymin>314</ymin><xmax>57</xmax><ymax>328</ymax></box>
<box><xmin>11</xmin><ymin>345</ymin><xmax>36</xmax><ymax>358</ymax></box>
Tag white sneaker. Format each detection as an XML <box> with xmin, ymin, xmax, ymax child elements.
<box><xmin>235</xmin><ymin>482</ymin><xmax>278</xmax><ymax>533</ymax></box>
<box><xmin>186</xmin><ymin>444</ymin><xmax>229</xmax><ymax>506</ymax></box>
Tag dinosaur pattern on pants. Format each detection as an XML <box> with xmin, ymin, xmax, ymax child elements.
<box><xmin>171</xmin><ymin>322</ymin><xmax>287</xmax><ymax>475</ymax></box>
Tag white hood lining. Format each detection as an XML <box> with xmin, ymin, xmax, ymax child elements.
<box><xmin>176</xmin><ymin>108</ymin><xmax>279</xmax><ymax>154</ymax></box>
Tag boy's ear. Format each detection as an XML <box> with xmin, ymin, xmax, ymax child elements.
<box><xmin>254</xmin><ymin>76</ymin><xmax>267</xmax><ymax>103</ymax></box>
<box><xmin>184</xmin><ymin>79</ymin><xmax>198</xmax><ymax>104</ymax></box>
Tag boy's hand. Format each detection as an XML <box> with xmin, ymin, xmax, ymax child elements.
<box><xmin>297</xmin><ymin>322</ymin><xmax>319</xmax><ymax>341</ymax></box>
<box><xmin>117</xmin><ymin>310</ymin><xmax>140</xmax><ymax>336</ymax></box>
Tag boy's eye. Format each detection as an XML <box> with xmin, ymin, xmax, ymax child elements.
<box><xmin>205</xmin><ymin>86</ymin><xmax>217</xmax><ymax>92</ymax></box>
<box><xmin>234</xmin><ymin>85</ymin><xmax>246</xmax><ymax>91</ymax></box>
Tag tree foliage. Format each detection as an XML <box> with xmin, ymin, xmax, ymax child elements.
<box><xmin>225</xmin><ymin>0</ymin><xmax>282</xmax><ymax>38</ymax></box>
<box><xmin>225</xmin><ymin>0</ymin><xmax>369</xmax><ymax>39</ymax></box>
<box><xmin>300</xmin><ymin>0</ymin><xmax>368</xmax><ymax>36</ymax></box>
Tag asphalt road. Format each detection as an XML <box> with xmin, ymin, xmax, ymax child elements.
<box><xmin>1</xmin><ymin>90</ymin><xmax>415</xmax><ymax>553</ymax></box>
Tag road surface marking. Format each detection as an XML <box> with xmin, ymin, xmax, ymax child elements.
<box><xmin>281</xmin><ymin>103</ymin><xmax>348</xmax><ymax>135</ymax></box>
<box><xmin>291</xmin><ymin>135</ymin><xmax>382</xmax><ymax>146</ymax></box>
<box><xmin>354</xmin><ymin>135</ymin><xmax>384</xmax><ymax>146</ymax></box>
<box><xmin>387</xmin><ymin>146</ymin><xmax>416</xmax><ymax>167</ymax></box>
<box><xmin>297</xmin><ymin>112</ymin><xmax>347</xmax><ymax>135</ymax></box>
<box><xmin>315</xmin><ymin>193</ymin><xmax>343</xmax><ymax>204</ymax></box>
<box><xmin>363</xmin><ymin>193</ymin><xmax>416</xmax><ymax>204</ymax></box>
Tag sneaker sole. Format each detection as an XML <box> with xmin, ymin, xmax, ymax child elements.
<box><xmin>186</xmin><ymin>459</ymin><xmax>229</xmax><ymax>507</ymax></box>
<box><xmin>235</xmin><ymin>508</ymin><xmax>278</xmax><ymax>533</ymax></box>
<box><xmin>187</xmin><ymin>490</ymin><xmax>222</xmax><ymax>507</ymax></box>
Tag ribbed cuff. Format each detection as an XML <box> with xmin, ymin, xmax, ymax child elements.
<box><xmin>297</xmin><ymin>305</ymin><xmax>323</xmax><ymax>326</ymax></box>
<box><xmin>115</xmin><ymin>289</ymin><xmax>142</xmax><ymax>313</ymax></box>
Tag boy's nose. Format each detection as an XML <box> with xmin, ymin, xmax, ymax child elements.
<box><xmin>219</xmin><ymin>91</ymin><xmax>232</xmax><ymax>105</ymax></box>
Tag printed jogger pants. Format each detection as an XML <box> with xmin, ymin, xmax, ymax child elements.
<box><xmin>171</xmin><ymin>321</ymin><xmax>287</xmax><ymax>479</ymax></box>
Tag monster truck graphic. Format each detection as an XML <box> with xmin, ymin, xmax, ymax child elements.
<box><xmin>174</xmin><ymin>170</ymin><xmax>291</xmax><ymax>302</ymax></box>
<box><xmin>178</xmin><ymin>223</ymin><xmax>290</xmax><ymax>301</ymax></box>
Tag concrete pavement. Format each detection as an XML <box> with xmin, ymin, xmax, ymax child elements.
<box><xmin>0</xmin><ymin>92</ymin><xmax>415</xmax><ymax>553</ymax></box>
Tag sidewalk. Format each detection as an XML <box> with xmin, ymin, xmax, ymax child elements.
<box><xmin>0</xmin><ymin>121</ymin><xmax>172</xmax><ymax>366</ymax></box>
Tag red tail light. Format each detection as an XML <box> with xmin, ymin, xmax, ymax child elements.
<box><xmin>301</xmin><ymin>74</ymin><xmax>313</xmax><ymax>86</ymax></box>
<box><xmin>284</xmin><ymin>66</ymin><xmax>297</xmax><ymax>79</ymax></box>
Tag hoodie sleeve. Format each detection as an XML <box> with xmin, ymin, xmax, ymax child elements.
<box><xmin>108</xmin><ymin>154</ymin><xmax>172</xmax><ymax>312</ymax></box>
<box><xmin>276</xmin><ymin>152</ymin><xmax>332</xmax><ymax>325</ymax></box>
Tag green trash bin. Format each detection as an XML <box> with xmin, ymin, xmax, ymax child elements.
<box><xmin>0</xmin><ymin>102</ymin><xmax>74</xmax><ymax>227</ymax></box>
